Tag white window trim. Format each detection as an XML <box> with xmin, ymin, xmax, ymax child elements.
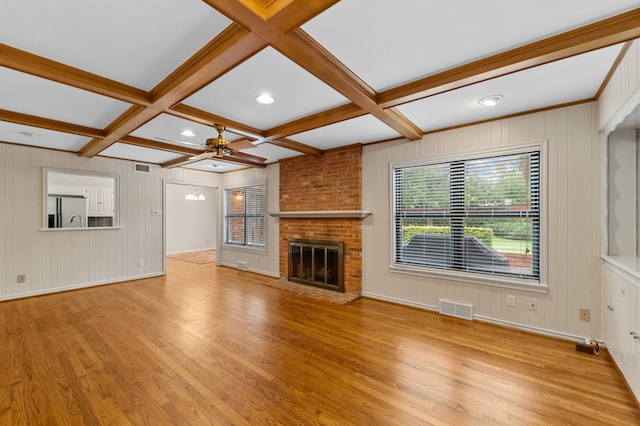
<box><xmin>223</xmin><ymin>180</ymin><xmax>267</xmax><ymax>251</ymax></box>
<box><xmin>389</xmin><ymin>140</ymin><xmax>548</xmax><ymax>292</ymax></box>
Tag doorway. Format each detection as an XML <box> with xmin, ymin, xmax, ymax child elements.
<box><xmin>165</xmin><ymin>182</ymin><xmax>217</xmax><ymax>260</ymax></box>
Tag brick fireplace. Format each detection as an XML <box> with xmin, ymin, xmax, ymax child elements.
<box><xmin>278</xmin><ymin>145</ymin><xmax>363</xmax><ymax>294</ymax></box>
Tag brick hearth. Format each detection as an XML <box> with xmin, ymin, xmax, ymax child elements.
<box><xmin>279</xmin><ymin>145</ymin><xmax>362</xmax><ymax>294</ymax></box>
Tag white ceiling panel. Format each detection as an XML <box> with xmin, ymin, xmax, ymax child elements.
<box><xmin>131</xmin><ymin>114</ymin><xmax>244</xmax><ymax>149</ymax></box>
<box><xmin>397</xmin><ymin>45</ymin><xmax>623</xmax><ymax>132</ymax></box>
<box><xmin>0</xmin><ymin>0</ymin><xmax>230</xmax><ymax>91</ymax></box>
<box><xmin>0</xmin><ymin>122</ymin><xmax>90</xmax><ymax>152</ymax></box>
<box><xmin>99</xmin><ymin>143</ymin><xmax>183</xmax><ymax>164</ymax></box>
<box><xmin>303</xmin><ymin>0</ymin><xmax>640</xmax><ymax>91</ymax></box>
<box><xmin>183</xmin><ymin>47</ymin><xmax>349</xmax><ymax>129</ymax></box>
<box><xmin>292</xmin><ymin>115</ymin><xmax>401</xmax><ymax>150</ymax></box>
<box><xmin>247</xmin><ymin>143</ymin><xmax>302</xmax><ymax>163</ymax></box>
<box><xmin>182</xmin><ymin>159</ymin><xmax>245</xmax><ymax>173</ymax></box>
<box><xmin>0</xmin><ymin>67</ymin><xmax>130</xmax><ymax>129</ymax></box>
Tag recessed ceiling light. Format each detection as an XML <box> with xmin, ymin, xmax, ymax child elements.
<box><xmin>180</xmin><ymin>130</ymin><xmax>195</xmax><ymax>137</ymax></box>
<box><xmin>19</xmin><ymin>131</ymin><xmax>41</xmax><ymax>138</ymax></box>
<box><xmin>478</xmin><ymin>95</ymin><xmax>503</xmax><ymax>107</ymax></box>
<box><xmin>256</xmin><ymin>93</ymin><xmax>275</xmax><ymax>104</ymax></box>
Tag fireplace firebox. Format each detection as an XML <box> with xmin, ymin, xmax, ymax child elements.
<box><xmin>288</xmin><ymin>239</ymin><xmax>344</xmax><ymax>292</ymax></box>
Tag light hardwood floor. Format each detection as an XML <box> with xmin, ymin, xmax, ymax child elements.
<box><xmin>1</xmin><ymin>259</ymin><xmax>639</xmax><ymax>425</ymax></box>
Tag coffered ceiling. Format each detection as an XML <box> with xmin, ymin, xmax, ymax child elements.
<box><xmin>1</xmin><ymin>1</ymin><xmax>639</xmax><ymax>173</ymax></box>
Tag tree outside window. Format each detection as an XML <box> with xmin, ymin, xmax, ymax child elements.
<box><xmin>393</xmin><ymin>147</ymin><xmax>541</xmax><ymax>282</ymax></box>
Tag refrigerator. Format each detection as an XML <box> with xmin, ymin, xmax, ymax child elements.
<box><xmin>47</xmin><ymin>195</ymin><xmax>87</xmax><ymax>228</ymax></box>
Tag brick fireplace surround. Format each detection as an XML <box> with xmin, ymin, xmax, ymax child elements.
<box><xmin>278</xmin><ymin>145</ymin><xmax>363</xmax><ymax>294</ymax></box>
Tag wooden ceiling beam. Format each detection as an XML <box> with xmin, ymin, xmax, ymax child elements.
<box><xmin>203</xmin><ymin>0</ymin><xmax>423</xmax><ymax>141</ymax></box>
<box><xmin>119</xmin><ymin>135</ymin><xmax>202</xmax><ymax>156</ymax></box>
<box><xmin>171</xmin><ymin>102</ymin><xmax>323</xmax><ymax>155</ymax></box>
<box><xmin>79</xmin><ymin>105</ymin><xmax>155</xmax><ymax>156</ymax></box>
<box><xmin>169</xmin><ymin>103</ymin><xmax>264</xmax><ymax>137</ymax></box>
<box><xmin>162</xmin><ymin>153</ymin><xmax>266</xmax><ymax>169</ymax></box>
<box><xmin>162</xmin><ymin>156</ymin><xmax>201</xmax><ymax>169</ymax></box>
<box><xmin>378</xmin><ymin>8</ymin><xmax>640</xmax><ymax>108</ymax></box>
<box><xmin>78</xmin><ymin>24</ymin><xmax>267</xmax><ymax>157</ymax></box>
<box><xmin>150</xmin><ymin>25</ymin><xmax>266</xmax><ymax>108</ymax></box>
<box><xmin>0</xmin><ymin>44</ymin><xmax>150</xmax><ymax>106</ymax></box>
<box><xmin>264</xmin><ymin>103</ymin><xmax>365</xmax><ymax>140</ymax></box>
<box><xmin>283</xmin><ymin>29</ymin><xmax>422</xmax><ymax>140</ymax></box>
<box><xmin>0</xmin><ymin>109</ymin><xmax>105</xmax><ymax>139</ymax></box>
<box><xmin>265</xmin><ymin>0</ymin><xmax>341</xmax><ymax>32</ymax></box>
<box><xmin>267</xmin><ymin>138</ymin><xmax>322</xmax><ymax>156</ymax></box>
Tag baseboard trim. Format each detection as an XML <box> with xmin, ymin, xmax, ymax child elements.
<box><xmin>167</xmin><ymin>248</ymin><xmax>216</xmax><ymax>255</ymax></box>
<box><xmin>0</xmin><ymin>272</ymin><xmax>165</xmax><ymax>302</ymax></box>
<box><xmin>362</xmin><ymin>291</ymin><xmax>588</xmax><ymax>343</ymax></box>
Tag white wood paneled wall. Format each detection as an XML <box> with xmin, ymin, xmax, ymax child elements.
<box><xmin>362</xmin><ymin>104</ymin><xmax>601</xmax><ymax>340</ymax></box>
<box><xmin>0</xmin><ymin>144</ymin><xmax>220</xmax><ymax>300</ymax></box>
<box><xmin>219</xmin><ymin>163</ymin><xmax>280</xmax><ymax>278</ymax></box>
<box><xmin>598</xmin><ymin>40</ymin><xmax>640</xmax><ymax>130</ymax></box>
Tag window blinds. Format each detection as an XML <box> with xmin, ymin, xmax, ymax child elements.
<box><xmin>224</xmin><ymin>183</ymin><xmax>266</xmax><ymax>248</ymax></box>
<box><xmin>393</xmin><ymin>150</ymin><xmax>540</xmax><ymax>281</ymax></box>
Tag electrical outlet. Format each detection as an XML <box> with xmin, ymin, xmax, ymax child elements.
<box><xmin>506</xmin><ymin>295</ymin><xmax>515</xmax><ymax>307</ymax></box>
<box><xmin>580</xmin><ymin>308</ymin><xmax>590</xmax><ymax>321</ymax></box>
<box><xmin>529</xmin><ymin>298</ymin><xmax>537</xmax><ymax>311</ymax></box>
<box><xmin>16</xmin><ymin>274</ymin><xmax>26</xmax><ymax>283</ymax></box>
<box><xmin>138</xmin><ymin>259</ymin><xmax>145</xmax><ymax>267</ymax></box>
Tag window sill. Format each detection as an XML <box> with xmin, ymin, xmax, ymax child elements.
<box><xmin>390</xmin><ymin>264</ymin><xmax>548</xmax><ymax>293</ymax></box>
<box><xmin>269</xmin><ymin>210</ymin><xmax>372</xmax><ymax>219</ymax></box>
<box><xmin>223</xmin><ymin>244</ymin><xmax>266</xmax><ymax>254</ymax></box>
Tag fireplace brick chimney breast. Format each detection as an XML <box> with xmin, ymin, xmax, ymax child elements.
<box><xmin>279</xmin><ymin>145</ymin><xmax>362</xmax><ymax>293</ymax></box>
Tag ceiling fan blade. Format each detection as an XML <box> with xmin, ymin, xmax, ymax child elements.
<box><xmin>155</xmin><ymin>136</ymin><xmax>203</xmax><ymax>147</ymax></box>
<box><xmin>188</xmin><ymin>151</ymin><xmax>215</xmax><ymax>161</ymax></box>
<box><xmin>230</xmin><ymin>151</ymin><xmax>267</xmax><ymax>163</ymax></box>
<box><xmin>227</xmin><ymin>138</ymin><xmax>256</xmax><ymax>150</ymax></box>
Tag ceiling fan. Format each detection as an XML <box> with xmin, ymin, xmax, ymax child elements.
<box><xmin>191</xmin><ymin>124</ymin><xmax>257</xmax><ymax>160</ymax></box>
<box><xmin>157</xmin><ymin>124</ymin><xmax>266</xmax><ymax>164</ymax></box>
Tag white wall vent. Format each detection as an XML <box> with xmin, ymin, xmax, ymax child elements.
<box><xmin>438</xmin><ymin>299</ymin><xmax>473</xmax><ymax>321</ymax></box>
<box><xmin>236</xmin><ymin>261</ymin><xmax>248</xmax><ymax>271</ymax></box>
<box><xmin>134</xmin><ymin>163</ymin><xmax>151</xmax><ymax>173</ymax></box>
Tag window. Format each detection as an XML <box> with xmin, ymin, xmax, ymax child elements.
<box><xmin>224</xmin><ymin>182</ymin><xmax>266</xmax><ymax>249</ymax></box>
<box><xmin>392</xmin><ymin>143</ymin><xmax>544</xmax><ymax>286</ymax></box>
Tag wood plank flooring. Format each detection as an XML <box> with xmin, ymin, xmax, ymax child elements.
<box><xmin>1</xmin><ymin>259</ymin><xmax>639</xmax><ymax>425</ymax></box>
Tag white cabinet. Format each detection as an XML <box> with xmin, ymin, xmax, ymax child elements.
<box><xmin>603</xmin><ymin>263</ymin><xmax>640</xmax><ymax>399</ymax></box>
<box><xmin>86</xmin><ymin>186</ymin><xmax>114</xmax><ymax>216</ymax></box>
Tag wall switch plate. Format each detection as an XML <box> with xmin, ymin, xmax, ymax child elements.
<box><xmin>580</xmin><ymin>308</ymin><xmax>590</xmax><ymax>321</ymax></box>
<box><xmin>507</xmin><ymin>295</ymin><xmax>515</xmax><ymax>307</ymax></box>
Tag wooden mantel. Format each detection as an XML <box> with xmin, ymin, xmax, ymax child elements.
<box><xmin>269</xmin><ymin>210</ymin><xmax>372</xmax><ymax>219</ymax></box>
